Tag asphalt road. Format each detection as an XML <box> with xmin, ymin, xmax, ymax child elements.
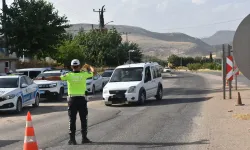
<box><xmin>0</xmin><ymin>72</ymin><xmax>211</xmax><ymax>150</ymax></box>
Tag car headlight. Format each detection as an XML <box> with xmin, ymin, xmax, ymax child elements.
<box><xmin>103</xmin><ymin>89</ymin><xmax>109</xmax><ymax>94</ymax></box>
<box><xmin>49</xmin><ymin>83</ymin><xmax>57</xmax><ymax>88</ymax></box>
<box><xmin>3</xmin><ymin>94</ymin><xmax>15</xmax><ymax>100</ymax></box>
<box><xmin>87</xmin><ymin>82</ymin><xmax>92</xmax><ymax>85</ymax></box>
<box><xmin>127</xmin><ymin>86</ymin><xmax>136</xmax><ymax>93</ymax></box>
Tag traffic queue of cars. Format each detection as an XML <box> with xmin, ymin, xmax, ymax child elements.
<box><xmin>0</xmin><ymin>67</ymin><xmax>115</xmax><ymax>113</ymax></box>
<box><xmin>0</xmin><ymin>63</ymin><xmax>164</xmax><ymax>112</ymax></box>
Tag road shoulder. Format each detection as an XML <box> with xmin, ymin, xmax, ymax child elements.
<box><xmin>198</xmin><ymin>73</ymin><xmax>250</xmax><ymax>150</ymax></box>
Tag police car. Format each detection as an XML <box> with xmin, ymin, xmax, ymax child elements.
<box><xmin>33</xmin><ymin>70</ymin><xmax>69</xmax><ymax>101</ymax></box>
<box><xmin>0</xmin><ymin>75</ymin><xmax>40</xmax><ymax>113</ymax></box>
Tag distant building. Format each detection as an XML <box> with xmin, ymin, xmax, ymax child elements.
<box><xmin>0</xmin><ymin>58</ymin><xmax>18</xmax><ymax>73</ymax></box>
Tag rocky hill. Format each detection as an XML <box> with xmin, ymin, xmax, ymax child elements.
<box><xmin>67</xmin><ymin>23</ymin><xmax>213</xmax><ymax>60</ymax></box>
<box><xmin>201</xmin><ymin>30</ymin><xmax>235</xmax><ymax>46</ymax></box>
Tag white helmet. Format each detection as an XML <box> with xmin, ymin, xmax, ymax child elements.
<box><xmin>71</xmin><ymin>59</ymin><xmax>80</xmax><ymax>66</ymax></box>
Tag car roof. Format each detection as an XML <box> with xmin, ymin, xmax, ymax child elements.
<box><xmin>43</xmin><ymin>70</ymin><xmax>67</xmax><ymax>73</ymax></box>
<box><xmin>16</xmin><ymin>68</ymin><xmax>52</xmax><ymax>71</ymax></box>
<box><xmin>116</xmin><ymin>62</ymin><xmax>159</xmax><ymax>69</ymax></box>
<box><xmin>0</xmin><ymin>75</ymin><xmax>21</xmax><ymax>78</ymax></box>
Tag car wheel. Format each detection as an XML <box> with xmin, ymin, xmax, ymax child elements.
<box><xmin>138</xmin><ymin>91</ymin><xmax>146</xmax><ymax>105</ymax></box>
<box><xmin>92</xmin><ymin>85</ymin><xmax>95</xmax><ymax>95</ymax></box>
<box><xmin>32</xmin><ymin>95</ymin><xmax>40</xmax><ymax>107</ymax></box>
<box><xmin>57</xmin><ymin>88</ymin><xmax>64</xmax><ymax>101</ymax></box>
<box><xmin>155</xmin><ymin>85</ymin><xmax>163</xmax><ymax>100</ymax></box>
<box><xmin>15</xmin><ymin>98</ymin><xmax>22</xmax><ymax>113</ymax></box>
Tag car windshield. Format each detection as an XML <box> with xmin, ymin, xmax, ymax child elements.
<box><xmin>102</xmin><ymin>71</ymin><xmax>113</xmax><ymax>77</ymax></box>
<box><xmin>0</xmin><ymin>78</ymin><xmax>19</xmax><ymax>88</ymax></box>
<box><xmin>110</xmin><ymin>67</ymin><xmax>143</xmax><ymax>82</ymax></box>
<box><xmin>36</xmin><ymin>73</ymin><xmax>61</xmax><ymax>78</ymax></box>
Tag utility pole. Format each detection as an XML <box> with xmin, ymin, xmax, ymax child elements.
<box><xmin>222</xmin><ymin>44</ymin><xmax>226</xmax><ymax>99</ymax></box>
<box><xmin>2</xmin><ymin>0</ymin><xmax>8</xmax><ymax>56</ymax></box>
<box><xmin>122</xmin><ymin>32</ymin><xmax>131</xmax><ymax>42</ymax></box>
<box><xmin>93</xmin><ymin>5</ymin><xmax>106</xmax><ymax>29</ymax></box>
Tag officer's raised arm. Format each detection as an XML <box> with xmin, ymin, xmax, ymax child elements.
<box><xmin>83</xmin><ymin>64</ymin><xmax>97</xmax><ymax>77</ymax></box>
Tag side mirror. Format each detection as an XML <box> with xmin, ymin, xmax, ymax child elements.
<box><xmin>21</xmin><ymin>83</ymin><xmax>28</xmax><ymax>88</ymax></box>
<box><xmin>93</xmin><ymin>76</ymin><xmax>98</xmax><ymax>80</ymax></box>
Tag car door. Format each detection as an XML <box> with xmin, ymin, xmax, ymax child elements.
<box><xmin>24</xmin><ymin>76</ymin><xmax>37</xmax><ymax>103</ymax></box>
<box><xmin>150</xmin><ymin>66</ymin><xmax>159</xmax><ymax>95</ymax></box>
<box><xmin>143</xmin><ymin>66</ymin><xmax>155</xmax><ymax>98</ymax></box>
<box><xmin>20</xmin><ymin>76</ymin><xmax>32</xmax><ymax>106</ymax></box>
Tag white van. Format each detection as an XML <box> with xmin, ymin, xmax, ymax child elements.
<box><xmin>102</xmin><ymin>62</ymin><xmax>163</xmax><ymax>106</ymax></box>
<box><xmin>16</xmin><ymin>68</ymin><xmax>52</xmax><ymax>79</ymax></box>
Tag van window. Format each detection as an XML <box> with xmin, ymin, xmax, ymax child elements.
<box><xmin>151</xmin><ymin>66</ymin><xmax>157</xmax><ymax>79</ymax></box>
<box><xmin>156</xmin><ymin>67</ymin><xmax>162</xmax><ymax>78</ymax></box>
<box><xmin>29</xmin><ymin>71</ymin><xmax>42</xmax><ymax>79</ymax></box>
<box><xmin>5</xmin><ymin>61</ymin><xmax>9</xmax><ymax>68</ymax></box>
<box><xmin>144</xmin><ymin>66</ymin><xmax>152</xmax><ymax>82</ymax></box>
<box><xmin>17</xmin><ymin>71</ymin><xmax>28</xmax><ymax>76</ymax></box>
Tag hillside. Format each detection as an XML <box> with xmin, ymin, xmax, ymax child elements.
<box><xmin>201</xmin><ymin>30</ymin><xmax>235</xmax><ymax>45</ymax></box>
<box><xmin>67</xmin><ymin>23</ymin><xmax>213</xmax><ymax>59</ymax></box>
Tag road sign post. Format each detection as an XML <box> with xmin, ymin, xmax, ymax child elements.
<box><xmin>226</xmin><ymin>45</ymin><xmax>233</xmax><ymax>99</ymax></box>
<box><xmin>222</xmin><ymin>44</ymin><xmax>226</xmax><ymax>99</ymax></box>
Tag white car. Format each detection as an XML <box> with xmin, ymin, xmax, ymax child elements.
<box><xmin>86</xmin><ymin>74</ymin><xmax>104</xmax><ymax>95</ymax></box>
<box><xmin>0</xmin><ymin>75</ymin><xmax>40</xmax><ymax>113</ymax></box>
<box><xmin>163</xmin><ymin>67</ymin><xmax>171</xmax><ymax>73</ymax></box>
<box><xmin>101</xmin><ymin>69</ymin><xmax>114</xmax><ymax>86</ymax></box>
<box><xmin>103</xmin><ymin>62</ymin><xmax>163</xmax><ymax>106</ymax></box>
<box><xmin>34</xmin><ymin>70</ymin><xmax>69</xmax><ymax>101</ymax></box>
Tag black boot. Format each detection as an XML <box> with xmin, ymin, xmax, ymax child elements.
<box><xmin>82</xmin><ymin>137</ymin><xmax>92</xmax><ymax>144</ymax></box>
<box><xmin>81</xmin><ymin>131</ymin><xmax>92</xmax><ymax>144</ymax></box>
<box><xmin>68</xmin><ymin>133</ymin><xmax>77</xmax><ymax>145</ymax></box>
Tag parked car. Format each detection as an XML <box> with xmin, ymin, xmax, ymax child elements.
<box><xmin>16</xmin><ymin>67</ymin><xmax>53</xmax><ymax>79</ymax></box>
<box><xmin>101</xmin><ymin>69</ymin><xmax>114</xmax><ymax>86</ymax></box>
<box><xmin>0</xmin><ymin>75</ymin><xmax>40</xmax><ymax>113</ymax></box>
<box><xmin>102</xmin><ymin>62</ymin><xmax>163</xmax><ymax>106</ymax></box>
<box><xmin>33</xmin><ymin>70</ymin><xmax>69</xmax><ymax>101</ymax></box>
<box><xmin>86</xmin><ymin>74</ymin><xmax>104</xmax><ymax>95</ymax></box>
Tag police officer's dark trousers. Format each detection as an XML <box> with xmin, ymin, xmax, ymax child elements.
<box><xmin>67</xmin><ymin>96</ymin><xmax>89</xmax><ymax>144</ymax></box>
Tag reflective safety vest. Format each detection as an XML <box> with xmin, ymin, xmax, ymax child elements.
<box><xmin>60</xmin><ymin>71</ymin><xmax>93</xmax><ymax>95</ymax></box>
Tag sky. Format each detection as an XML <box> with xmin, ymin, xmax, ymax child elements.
<box><xmin>1</xmin><ymin>0</ymin><xmax>250</xmax><ymax>38</ymax></box>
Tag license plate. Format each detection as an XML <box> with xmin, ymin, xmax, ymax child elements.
<box><xmin>39</xmin><ymin>90</ymin><xmax>45</xmax><ymax>94</ymax></box>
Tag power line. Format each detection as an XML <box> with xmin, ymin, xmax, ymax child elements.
<box><xmin>160</xmin><ymin>17</ymin><xmax>244</xmax><ymax>31</ymax></box>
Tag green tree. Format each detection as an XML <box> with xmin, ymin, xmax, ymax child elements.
<box><xmin>119</xmin><ymin>42</ymin><xmax>142</xmax><ymax>64</ymax></box>
<box><xmin>168</xmin><ymin>54</ymin><xmax>180</xmax><ymax>67</ymax></box>
<box><xmin>0</xmin><ymin>0</ymin><xmax>69</xmax><ymax>58</ymax></box>
<box><xmin>55</xmin><ymin>38</ymin><xmax>86</xmax><ymax>68</ymax></box>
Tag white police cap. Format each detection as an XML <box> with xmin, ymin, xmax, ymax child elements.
<box><xmin>71</xmin><ymin>59</ymin><xmax>80</xmax><ymax>66</ymax></box>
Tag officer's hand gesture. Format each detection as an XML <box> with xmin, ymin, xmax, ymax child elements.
<box><xmin>83</xmin><ymin>64</ymin><xmax>91</xmax><ymax>72</ymax></box>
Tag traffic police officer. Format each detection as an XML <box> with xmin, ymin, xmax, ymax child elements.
<box><xmin>51</xmin><ymin>59</ymin><xmax>96</xmax><ymax>145</ymax></box>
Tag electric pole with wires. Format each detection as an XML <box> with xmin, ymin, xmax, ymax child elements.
<box><xmin>2</xmin><ymin>0</ymin><xmax>8</xmax><ymax>56</ymax></box>
<box><xmin>122</xmin><ymin>32</ymin><xmax>131</xmax><ymax>42</ymax></box>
